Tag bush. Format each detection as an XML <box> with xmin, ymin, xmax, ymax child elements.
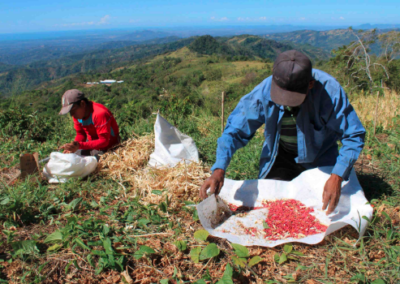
<box><xmin>205</xmin><ymin>69</ymin><xmax>222</xmax><ymax>81</ymax></box>
<box><xmin>241</xmin><ymin>72</ymin><xmax>257</xmax><ymax>86</ymax></box>
<box><xmin>0</xmin><ymin>109</ymin><xmax>55</xmax><ymax>142</ymax></box>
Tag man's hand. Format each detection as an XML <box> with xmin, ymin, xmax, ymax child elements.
<box><xmin>60</xmin><ymin>141</ymin><xmax>80</xmax><ymax>154</ymax></box>
<box><xmin>322</xmin><ymin>174</ymin><xmax>343</xmax><ymax>214</ymax></box>
<box><xmin>199</xmin><ymin>169</ymin><xmax>225</xmax><ymax>199</ymax></box>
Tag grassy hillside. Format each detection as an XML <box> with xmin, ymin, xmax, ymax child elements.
<box><xmin>0</xmin><ymin>46</ymin><xmax>273</xmax><ymax>127</ymax></box>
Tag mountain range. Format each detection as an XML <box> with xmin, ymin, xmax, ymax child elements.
<box><xmin>263</xmin><ymin>28</ymin><xmax>399</xmax><ymax>52</ymax></box>
<box><xmin>0</xmin><ymin>35</ymin><xmax>330</xmax><ymax>97</ymax></box>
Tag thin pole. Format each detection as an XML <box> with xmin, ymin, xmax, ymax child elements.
<box><xmin>221</xmin><ymin>91</ymin><xmax>225</xmax><ymax>134</ymax></box>
<box><xmin>373</xmin><ymin>90</ymin><xmax>379</xmax><ymax>135</ymax></box>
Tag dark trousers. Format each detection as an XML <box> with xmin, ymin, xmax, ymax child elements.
<box><xmin>265</xmin><ymin>145</ymin><xmax>306</xmax><ymax>181</ymax></box>
<box><xmin>80</xmin><ymin>150</ymin><xmax>105</xmax><ymax>162</ymax></box>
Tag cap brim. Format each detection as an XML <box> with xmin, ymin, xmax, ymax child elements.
<box><xmin>271</xmin><ymin>80</ymin><xmax>307</xmax><ymax>107</ymax></box>
<box><xmin>59</xmin><ymin>104</ymin><xmax>73</xmax><ymax>115</ymax></box>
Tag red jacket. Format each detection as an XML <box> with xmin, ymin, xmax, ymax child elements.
<box><xmin>73</xmin><ymin>102</ymin><xmax>119</xmax><ymax>151</ymax></box>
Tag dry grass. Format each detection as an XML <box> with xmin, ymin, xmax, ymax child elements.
<box><xmin>231</xmin><ymin>61</ymin><xmax>267</xmax><ymax>69</ymax></box>
<box><xmin>99</xmin><ymin>135</ymin><xmax>155</xmax><ymax>180</ymax></box>
<box><xmin>350</xmin><ymin>89</ymin><xmax>400</xmax><ymax>130</ymax></box>
<box><xmin>99</xmin><ymin>134</ymin><xmax>211</xmax><ymax>208</ymax></box>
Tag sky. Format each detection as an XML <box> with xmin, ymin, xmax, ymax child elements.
<box><xmin>0</xmin><ymin>0</ymin><xmax>399</xmax><ymax>34</ymax></box>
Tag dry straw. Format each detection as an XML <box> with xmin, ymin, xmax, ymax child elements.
<box><xmin>99</xmin><ymin>134</ymin><xmax>211</xmax><ymax>207</ymax></box>
<box><xmin>351</xmin><ymin>89</ymin><xmax>400</xmax><ymax>130</ymax></box>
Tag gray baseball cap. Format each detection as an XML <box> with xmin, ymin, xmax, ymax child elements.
<box><xmin>271</xmin><ymin>50</ymin><xmax>313</xmax><ymax>107</ymax></box>
<box><xmin>59</xmin><ymin>89</ymin><xmax>85</xmax><ymax>115</ymax></box>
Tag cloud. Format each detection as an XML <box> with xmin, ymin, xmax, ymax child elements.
<box><xmin>130</xmin><ymin>19</ymin><xmax>140</xmax><ymax>23</ymax></box>
<box><xmin>99</xmin><ymin>15</ymin><xmax>110</xmax><ymax>25</ymax></box>
<box><xmin>59</xmin><ymin>15</ymin><xmax>110</xmax><ymax>27</ymax></box>
<box><xmin>331</xmin><ymin>16</ymin><xmax>345</xmax><ymax>21</ymax></box>
<box><xmin>237</xmin><ymin>17</ymin><xmax>268</xmax><ymax>22</ymax></box>
<box><xmin>299</xmin><ymin>17</ymin><xmax>306</xmax><ymax>21</ymax></box>
<box><xmin>210</xmin><ymin>16</ymin><xmax>229</xmax><ymax>22</ymax></box>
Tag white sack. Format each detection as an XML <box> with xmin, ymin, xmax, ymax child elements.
<box><xmin>197</xmin><ymin>166</ymin><xmax>373</xmax><ymax>247</ymax></box>
<box><xmin>149</xmin><ymin>114</ymin><xmax>199</xmax><ymax>168</ymax></box>
<box><xmin>43</xmin><ymin>152</ymin><xmax>98</xmax><ymax>183</ymax></box>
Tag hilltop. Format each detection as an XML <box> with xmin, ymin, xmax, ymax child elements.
<box><xmin>190</xmin><ymin>35</ymin><xmax>329</xmax><ymax>60</ymax></box>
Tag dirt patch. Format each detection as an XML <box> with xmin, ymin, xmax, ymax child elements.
<box><xmin>0</xmin><ymin>166</ymin><xmax>20</xmax><ymax>187</ymax></box>
<box><xmin>354</xmin><ymin>153</ymin><xmax>378</xmax><ymax>175</ymax></box>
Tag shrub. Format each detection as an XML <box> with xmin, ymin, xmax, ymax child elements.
<box><xmin>0</xmin><ymin>109</ymin><xmax>55</xmax><ymax>142</ymax></box>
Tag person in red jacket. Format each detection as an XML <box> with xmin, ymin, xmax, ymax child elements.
<box><xmin>59</xmin><ymin>89</ymin><xmax>120</xmax><ymax>154</ymax></box>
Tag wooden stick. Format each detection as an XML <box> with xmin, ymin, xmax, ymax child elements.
<box><xmin>127</xmin><ymin>233</ymin><xmax>173</xmax><ymax>237</ymax></box>
<box><xmin>373</xmin><ymin>90</ymin><xmax>379</xmax><ymax>135</ymax></box>
<box><xmin>221</xmin><ymin>91</ymin><xmax>225</xmax><ymax>134</ymax></box>
<box><xmin>194</xmin><ymin>257</ymin><xmax>213</xmax><ymax>278</ymax></box>
<box><xmin>121</xmin><ymin>271</ymin><xmax>134</xmax><ymax>284</ymax></box>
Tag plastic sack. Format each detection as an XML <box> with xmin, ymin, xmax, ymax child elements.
<box><xmin>149</xmin><ymin>114</ymin><xmax>199</xmax><ymax>168</ymax></box>
<box><xmin>197</xmin><ymin>166</ymin><xmax>373</xmax><ymax>247</ymax></box>
<box><xmin>43</xmin><ymin>152</ymin><xmax>98</xmax><ymax>183</ymax></box>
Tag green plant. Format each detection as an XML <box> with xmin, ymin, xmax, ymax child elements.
<box><xmin>274</xmin><ymin>244</ymin><xmax>304</xmax><ymax>265</ymax></box>
<box><xmin>230</xmin><ymin>243</ymin><xmax>262</xmax><ymax>269</ymax></box>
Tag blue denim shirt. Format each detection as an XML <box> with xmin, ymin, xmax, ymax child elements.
<box><xmin>211</xmin><ymin>69</ymin><xmax>366</xmax><ymax>181</ymax></box>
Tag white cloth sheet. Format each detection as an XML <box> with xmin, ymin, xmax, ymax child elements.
<box><xmin>197</xmin><ymin>167</ymin><xmax>373</xmax><ymax>247</ymax></box>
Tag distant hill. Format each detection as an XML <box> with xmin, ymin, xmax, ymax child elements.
<box><xmin>98</xmin><ymin>36</ymin><xmax>182</xmax><ymax>50</ymax></box>
<box><xmin>0</xmin><ymin>35</ymin><xmax>181</xmax><ymax>66</ymax></box>
<box><xmin>189</xmin><ymin>35</ymin><xmax>330</xmax><ymax>61</ymax></box>
<box><xmin>0</xmin><ymin>38</ymin><xmax>195</xmax><ymax>97</ymax></box>
<box><xmin>263</xmin><ymin>29</ymin><xmax>356</xmax><ymax>52</ymax></box>
<box><xmin>116</xmin><ymin>30</ymin><xmax>173</xmax><ymax>41</ymax></box>
<box><xmin>263</xmin><ymin>28</ymin><xmax>400</xmax><ymax>53</ymax></box>
<box><xmin>0</xmin><ymin>62</ymin><xmax>14</xmax><ymax>73</ymax></box>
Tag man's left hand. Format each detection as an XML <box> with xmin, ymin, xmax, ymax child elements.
<box><xmin>322</xmin><ymin>174</ymin><xmax>343</xmax><ymax>214</ymax></box>
<box><xmin>60</xmin><ymin>141</ymin><xmax>80</xmax><ymax>153</ymax></box>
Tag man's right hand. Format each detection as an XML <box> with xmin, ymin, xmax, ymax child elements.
<box><xmin>60</xmin><ymin>141</ymin><xmax>80</xmax><ymax>154</ymax></box>
<box><xmin>199</xmin><ymin>169</ymin><xmax>225</xmax><ymax>199</ymax></box>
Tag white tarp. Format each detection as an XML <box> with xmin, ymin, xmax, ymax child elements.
<box><xmin>149</xmin><ymin>114</ymin><xmax>199</xmax><ymax>168</ymax></box>
<box><xmin>43</xmin><ymin>152</ymin><xmax>98</xmax><ymax>183</ymax></box>
<box><xmin>197</xmin><ymin>166</ymin><xmax>373</xmax><ymax>247</ymax></box>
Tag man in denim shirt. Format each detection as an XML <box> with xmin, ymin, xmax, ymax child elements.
<box><xmin>199</xmin><ymin>50</ymin><xmax>366</xmax><ymax>214</ymax></box>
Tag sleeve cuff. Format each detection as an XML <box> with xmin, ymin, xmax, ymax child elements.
<box><xmin>332</xmin><ymin>162</ymin><xmax>352</xmax><ymax>181</ymax></box>
<box><xmin>211</xmin><ymin>159</ymin><xmax>229</xmax><ymax>173</ymax></box>
<box><xmin>78</xmin><ymin>141</ymin><xmax>88</xmax><ymax>150</ymax></box>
